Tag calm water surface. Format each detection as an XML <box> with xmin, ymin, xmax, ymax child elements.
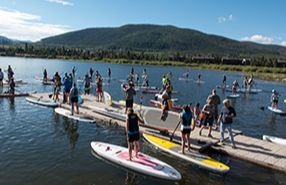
<box><xmin>0</xmin><ymin>57</ymin><xmax>285</xmax><ymax>185</ymax></box>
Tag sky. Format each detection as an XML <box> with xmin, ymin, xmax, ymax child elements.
<box><xmin>0</xmin><ymin>0</ymin><xmax>285</xmax><ymax>46</ymax></box>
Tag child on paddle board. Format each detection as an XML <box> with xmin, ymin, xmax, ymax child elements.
<box><xmin>126</xmin><ymin>107</ymin><xmax>144</xmax><ymax>161</ymax></box>
<box><xmin>180</xmin><ymin>105</ymin><xmax>195</xmax><ymax>154</ymax></box>
<box><xmin>70</xmin><ymin>83</ymin><xmax>79</xmax><ymax>115</ymax></box>
<box><xmin>271</xmin><ymin>90</ymin><xmax>280</xmax><ymax>109</ymax></box>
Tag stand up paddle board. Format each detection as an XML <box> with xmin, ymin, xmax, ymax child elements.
<box><xmin>155</xmin><ymin>94</ymin><xmax>178</xmax><ymax>102</ymax></box>
<box><xmin>87</xmin><ymin>105</ymin><xmax>126</xmax><ymax>121</ymax></box>
<box><xmin>91</xmin><ymin>141</ymin><xmax>181</xmax><ymax>181</ymax></box>
<box><xmin>267</xmin><ymin>106</ymin><xmax>285</xmax><ymax>115</ymax></box>
<box><xmin>194</xmin><ymin>80</ymin><xmax>205</xmax><ymax>84</ymax></box>
<box><xmin>26</xmin><ymin>96</ymin><xmax>58</xmax><ymax>107</ymax></box>
<box><xmin>227</xmin><ymin>94</ymin><xmax>240</xmax><ymax>99</ymax></box>
<box><xmin>178</xmin><ymin>77</ymin><xmax>192</xmax><ymax>81</ymax></box>
<box><xmin>149</xmin><ymin>100</ymin><xmax>182</xmax><ymax>111</ymax></box>
<box><xmin>55</xmin><ymin>108</ymin><xmax>96</xmax><ymax>123</ymax></box>
<box><xmin>263</xmin><ymin>135</ymin><xmax>286</xmax><ymax>146</ymax></box>
<box><xmin>143</xmin><ymin>133</ymin><xmax>229</xmax><ymax>174</ymax></box>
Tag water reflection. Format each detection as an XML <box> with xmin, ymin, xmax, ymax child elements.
<box><xmin>125</xmin><ymin>172</ymin><xmax>137</xmax><ymax>185</ymax></box>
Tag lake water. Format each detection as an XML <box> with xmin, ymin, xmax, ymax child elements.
<box><xmin>0</xmin><ymin>57</ymin><xmax>285</xmax><ymax>185</ymax></box>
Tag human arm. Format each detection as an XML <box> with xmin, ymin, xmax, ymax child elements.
<box><xmin>137</xmin><ymin>112</ymin><xmax>145</xmax><ymax>124</ymax></box>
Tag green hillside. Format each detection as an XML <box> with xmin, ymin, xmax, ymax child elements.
<box><xmin>39</xmin><ymin>24</ymin><xmax>286</xmax><ymax>57</ymax></box>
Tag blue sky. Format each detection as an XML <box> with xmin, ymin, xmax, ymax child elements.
<box><xmin>0</xmin><ymin>0</ymin><xmax>285</xmax><ymax>46</ymax></box>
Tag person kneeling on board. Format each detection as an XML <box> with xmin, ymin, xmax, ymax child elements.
<box><xmin>70</xmin><ymin>83</ymin><xmax>79</xmax><ymax>115</ymax></box>
<box><xmin>126</xmin><ymin>108</ymin><xmax>144</xmax><ymax>161</ymax></box>
<box><xmin>180</xmin><ymin>105</ymin><xmax>195</xmax><ymax>154</ymax></box>
<box><xmin>217</xmin><ymin>99</ymin><xmax>236</xmax><ymax>149</ymax></box>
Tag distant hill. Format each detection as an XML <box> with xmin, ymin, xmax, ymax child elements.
<box><xmin>39</xmin><ymin>24</ymin><xmax>286</xmax><ymax>57</ymax></box>
<box><xmin>0</xmin><ymin>35</ymin><xmax>31</xmax><ymax>45</ymax></box>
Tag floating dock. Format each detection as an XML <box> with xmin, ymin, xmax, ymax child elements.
<box><xmin>29</xmin><ymin>92</ymin><xmax>286</xmax><ymax>173</ymax></box>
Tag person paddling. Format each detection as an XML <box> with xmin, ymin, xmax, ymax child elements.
<box><xmin>126</xmin><ymin>107</ymin><xmax>144</xmax><ymax>161</ymax></box>
<box><xmin>179</xmin><ymin>105</ymin><xmax>195</xmax><ymax>154</ymax></box>
<box><xmin>108</xmin><ymin>68</ymin><xmax>111</xmax><ymax>78</ymax></box>
<box><xmin>222</xmin><ymin>75</ymin><xmax>227</xmax><ymax>88</ymax></box>
<box><xmin>43</xmin><ymin>69</ymin><xmax>48</xmax><ymax>82</ymax></box>
<box><xmin>243</xmin><ymin>77</ymin><xmax>248</xmax><ymax>92</ymax></box>
<box><xmin>232</xmin><ymin>80</ymin><xmax>239</xmax><ymax>95</ymax></box>
<box><xmin>9</xmin><ymin>77</ymin><xmax>15</xmax><ymax>94</ymax></box>
<box><xmin>248</xmin><ymin>74</ymin><xmax>255</xmax><ymax>91</ymax></box>
<box><xmin>0</xmin><ymin>68</ymin><xmax>3</xmax><ymax>86</ymax></box>
<box><xmin>271</xmin><ymin>89</ymin><xmax>279</xmax><ymax>109</ymax></box>
<box><xmin>7</xmin><ymin>65</ymin><xmax>14</xmax><ymax>83</ymax></box>
<box><xmin>70</xmin><ymin>83</ymin><xmax>79</xmax><ymax>115</ymax></box>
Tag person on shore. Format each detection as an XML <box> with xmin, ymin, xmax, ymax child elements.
<box><xmin>243</xmin><ymin>77</ymin><xmax>248</xmax><ymax>92</ymax></box>
<box><xmin>217</xmin><ymin>99</ymin><xmax>236</xmax><ymax>149</ymax></box>
<box><xmin>179</xmin><ymin>105</ymin><xmax>195</xmax><ymax>154</ymax></box>
<box><xmin>108</xmin><ymin>68</ymin><xmax>111</xmax><ymax>78</ymax></box>
<box><xmin>207</xmin><ymin>89</ymin><xmax>221</xmax><ymax>129</ymax></box>
<box><xmin>96</xmin><ymin>77</ymin><xmax>103</xmax><ymax>102</ymax></box>
<box><xmin>232</xmin><ymin>80</ymin><xmax>239</xmax><ymax>95</ymax></box>
<box><xmin>43</xmin><ymin>69</ymin><xmax>48</xmax><ymax>82</ymax></box>
<box><xmin>271</xmin><ymin>89</ymin><xmax>279</xmax><ymax>109</ymax></box>
<box><xmin>70</xmin><ymin>83</ymin><xmax>79</xmax><ymax>115</ymax></box>
<box><xmin>64</xmin><ymin>73</ymin><xmax>73</xmax><ymax>103</ymax></box>
<box><xmin>193</xmin><ymin>102</ymin><xmax>201</xmax><ymax>126</ymax></box>
<box><xmin>199</xmin><ymin>99</ymin><xmax>215</xmax><ymax>138</ymax></box>
<box><xmin>126</xmin><ymin>107</ymin><xmax>144</xmax><ymax>161</ymax></box>
<box><xmin>9</xmin><ymin>77</ymin><xmax>15</xmax><ymax>94</ymax></box>
<box><xmin>165</xmin><ymin>79</ymin><xmax>173</xmax><ymax>98</ymax></box>
<box><xmin>124</xmin><ymin>82</ymin><xmax>136</xmax><ymax>113</ymax></box>
<box><xmin>222</xmin><ymin>75</ymin><xmax>227</xmax><ymax>88</ymax></box>
<box><xmin>83</xmin><ymin>74</ymin><xmax>91</xmax><ymax>95</ymax></box>
<box><xmin>0</xmin><ymin>68</ymin><xmax>3</xmax><ymax>86</ymax></box>
<box><xmin>7</xmin><ymin>65</ymin><xmax>14</xmax><ymax>83</ymax></box>
<box><xmin>53</xmin><ymin>72</ymin><xmax>61</xmax><ymax>102</ymax></box>
<box><xmin>160</xmin><ymin>90</ymin><xmax>172</xmax><ymax>121</ymax></box>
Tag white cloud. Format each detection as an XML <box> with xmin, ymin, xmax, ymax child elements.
<box><xmin>0</xmin><ymin>7</ymin><xmax>71</xmax><ymax>41</ymax></box>
<box><xmin>218</xmin><ymin>14</ymin><xmax>233</xmax><ymax>23</ymax></box>
<box><xmin>241</xmin><ymin>34</ymin><xmax>273</xmax><ymax>44</ymax></box>
<box><xmin>46</xmin><ymin>0</ymin><xmax>74</xmax><ymax>6</ymax></box>
<box><xmin>281</xmin><ymin>41</ymin><xmax>286</xmax><ymax>46</ymax></box>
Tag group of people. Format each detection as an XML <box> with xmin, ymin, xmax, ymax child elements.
<box><xmin>0</xmin><ymin>65</ymin><xmax>16</xmax><ymax>94</ymax></box>
<box><xmin>83</xmin><ymin>68</ymin><xmax>104</xmax><ymax>102</ymax></box>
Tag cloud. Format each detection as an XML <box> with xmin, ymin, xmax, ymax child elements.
<box><xmin>281</xmin><ymin>41</ymin><xmax>286</xmax><ymax>47</ymax></box>
<box><xmin>46</xmin><ymin>0</ymin><xmax>74</xmax><ymax>6</ymax></box>
<box><xmin>218</xmin><ymin>14</ymin><xmax>233</xmax><ymax>23</ymax></box>
<box><xmin>0</xmin><ymin>7</ymin><xmax>71</xmax><ymax>41</ymax></box>
<box><xmin>241</xmin><ymin>34</ymin><xmax>273</xmax><ymax>44</ymax></box>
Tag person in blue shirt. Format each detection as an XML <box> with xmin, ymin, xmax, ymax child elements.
<box><xmin>180</xmin><ymin>105</ymin><xmax>195</xmax><ymax>154</ymax></box>
<box><xmin>70</xmin><ymin>83</ymin><xmax>79</xmax><ymax>115</ymax></box>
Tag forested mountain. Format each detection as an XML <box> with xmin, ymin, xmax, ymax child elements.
<box><xmin>0</xmin><ymin>35</ymin><xmax>30</xmax><ymax>45</ymax></box>
<box><xmin>39</xmin><ymin>24</ymin><xmax>286</xmax><ymax>57</ymax></box>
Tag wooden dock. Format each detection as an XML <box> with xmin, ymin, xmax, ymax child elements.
<box><xmin>29</xmin><ymin>92</ymin><xmax>286</xmax><ymax>173</ymax></box>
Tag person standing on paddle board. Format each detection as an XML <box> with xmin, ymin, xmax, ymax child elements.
<box><xmin>126</xmin><ymin>107</ymin><xmax>144</xmax><ymax>161</ymax></box>
<box><xmin>199</xmin><ymin>99</ymin><xmax>215</xmax><ymax>138</ymax></box>
<box><xmin>217</xmin><ymin>99</ymin><xmax>236</xmax><ymax>149</ymax></box>
<box><xmin>72</xmin><ymin>66</ymin><xmax>77</xmax><ymax>85</ymax></box>
<box><xmin>135</xmin><ymin>73</ymin><xmax>139</xmax><ymax>85</ymax></box>
<box><xmin>271</xmin><ymin>90</ymin><xmax>280</xmax><ymax>109</ymax></box>
<box><xmin>89</xmin><ymin>67</ymin><xmax>94</xmax><ymax>81</ymax></box>
<box><xmin>7</xmin><ymin>65</ymin><xmax>14</xmax><ymax>83</ymax></box>
<box><xmin>198</xmin><ymin>73</ymin><xmax>202</xmax><ymax>82</ymax></box>
<box><xmin>108</xmin><ymin>68</ymin><xmax>111</xmax><ymax>78</ymax></box>
<box><xmin>179</xmin><ymin>105</ymin><xmax>195</xmax><ymax>154</ymax></box>
<box><xmin>9</xmin><ymin>77</ymin><xmax>15</xmax><ymax>94</ymax></box>
<box><xmin>63</xmin><ymin>73</ymin><xmax>72</xmax><ymax>103</ymax></box>
<box><xmin>70</xmin><ymin>83</ymin><xmax>79</xmax><ymax>115</ymax></box>
<box><xmin>0</xmin><ymin>68</ymin><xmax>3</xmax><ymax>86</ymax></box>
<box><xmin>243</xmin><ymin>77</ymin><xmax>248</xmax><ymax>92</ymax></box>
<box><xmin>232</xmin><ymin>80</ymin><xmax>239</xmax><ymax>95</ymax></box>
<box><xmin>222</xmin><ymin>75</ymin><xmax>227</xmax><ymax>88</ymax></box>
<box><xmin>124</xmin><ymin>82</ymin><xmax>136</xmax><ymax>114</ymax></box>
<box><xmin>248</xmin><ymin>74</ymin><xmax>255</xmax><ymax>91</ymax></box>
<box><xmin>43</xmin><ymin>69</ymin><xmax>48</xmax><ymax>82</ymax></box>
<box><xmin>53</xmin><ymin>72</ymin><xmax>61</xmax><ymax>102</ymax></box>
<box><xmin>96</xmin><ymin>77</ymin><xmax>103</xmax><ymax>102</ymax></box>
<box><xmin>207</xmin><ymin>89</ymin><xmax>221</xmax><ymax>129</ymax></box>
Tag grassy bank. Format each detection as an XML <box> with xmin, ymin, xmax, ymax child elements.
<box><xmin>100</xmin><ymin>58</ymin><xmax>286</xmax><ymax>83</ymax></box>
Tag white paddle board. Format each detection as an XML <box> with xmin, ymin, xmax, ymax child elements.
<box><xmin>55</xmin><ymin>108</ymin><xmax>96</xmax><ymax>123</ymax></box>
<box><xmin>155</xmin><ymin>94</ymin><xmax>178</xmax><ymax>102</ymax></box>
<box><xmin>267</xmin><ymin>106</ymin><xmax>285</xmax><ymax>114</ymax></box>
<box><xmin>227</xmin><ymin>94</ymin><xmax>240</xmax><ymax>98</ymax></box>
<box><xmin>263</xmin><ymin>135</ymin><xmax>286</xmax><ymax>146</ymax></box>
<box><xmin>26</xmin><ymin>97</ymin><xmax>58</xmax><ymax>107</ymax></box>
<box><xmin>90</xmin><ymin>141</ymin><xmax>181</xmax><ymax>181</ymax></box>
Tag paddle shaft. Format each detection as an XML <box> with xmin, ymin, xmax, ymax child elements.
<box><xmin>170</xmin><ymin>121</ymin><xmax>181</xmax><ymax>141</ymax></box>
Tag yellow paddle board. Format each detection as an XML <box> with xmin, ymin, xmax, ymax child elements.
<box><xmin>143</xmin><ymin>133</ymin><xmax>230</xmax><ymax>174</ymax></box>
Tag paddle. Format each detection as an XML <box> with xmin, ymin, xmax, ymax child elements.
<box><xmin>170</xmin><ymin>121</ymin><xmax>181</xmax><ymax>141</ymax></box>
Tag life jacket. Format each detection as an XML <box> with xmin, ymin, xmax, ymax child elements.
<box><xmin>161</xmin><ymin>99</ymin><xmax>172</xmax><ymax>110</ymax></box>
<box><xmin>181</xmin><ymin>111</ymin><xmax>192</xmax><ymax>130</ymax></box>
<box><xmin>127</xmin><ymin>114</ymin><xmax>139</xmax><ymax>135</ymax></box>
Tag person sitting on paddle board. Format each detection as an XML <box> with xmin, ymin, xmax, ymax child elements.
<box><xmin>217</xmin><ymin>99</ymin><xmax>236</xmax><ymax>149</ymax></box>
<box><xmin>9</xmin><ymin>77</ymin><xmax>15</xmax><ymax>94</ymax></box>
<box><xmin>232</xmin><ymin>80</ymin><xmax>239</xmax><ymax>95</ymax></box>
<box><xmin>83</xmin><ymin>74</ymin><xmax>91</xmax><ymax>95</ymax></box>
<box><xmin>70</xmin><ymin>83</ymin><xmax>79</xmax><ymax>115</ymax></box>
<box><xmin>271</xmin><ymin>89</ymin><xmax>280</xmax><ymax>109</ymax></box>
<box><xmin>199</xmin><ymin>99</ymin><xmax>215</xmax><ymax>138</ymax></box>
<box><xmin>53</xmin><ymin>72</ymin><xmax>61</xmax><ymax>102</ymax></box>
<box><xmin>96</xmin><ymin>77</ymin><xmax>103</xmax><ymax>102</ymax></box>
<box><xmin>179</xmin><ymin>105</ymin><xmax>195</xmax><ymax>154</ymax></box>
<box><xmin>222</xmin><ymin>75</ymin><xmax>227</xmax><ymax>88</ymax></box>
<box><xmin>207</xmin><ymin>89</ymin><xmax>221</xmax><ymax>130</ymax></box>
<box><xmin>126</xmin><ymin>107</ymin><xmax>144</xmax><ymax>161</ymax></box>
<box><xmin>0</xmin><ymin>68</ymin><xmax>3</xmax><ymax>86</ymax></box>
<box><xmin>43</xmin><ymin>69</ymin><xmax>48</xmax><ymax>82</ymax></box>
<box><xmin>124</xmin><ymin>82</ymin><xmax>136</xmax><ymax>114</ymax></box>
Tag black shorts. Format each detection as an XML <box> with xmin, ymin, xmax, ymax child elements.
<box><xmin>128</xmin><ymin>133</ymin><xmax>139</xmax><ymax>142</ymax></box>
<box><xmin>71</xmin><ymin>97</ymin><xmax>78</xmax><ymax>103</ymax></box>
<box><xmin>126</xmin><ymin>99</ymin><xmax>133</xmax><ymax>108</ymax></box>
<box><xmin>273</xmin><ymin>100</ymin><xmax>278</xmax><ymax>104</ymax></box>
<box><xmin>202</xmin><ymin>117</ymin><xmax>214</xmax><ymax>126</ymax></box>
<box><xmin>181</xmin><ymin>128</ymin><xmax>191</xmax><ymax>134</ymax></box>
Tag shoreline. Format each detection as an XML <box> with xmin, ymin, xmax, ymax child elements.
<box><xmin>2</xmin><ymin>55</ymin><xmax>286</xmax><ymax>83</ymax></box>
